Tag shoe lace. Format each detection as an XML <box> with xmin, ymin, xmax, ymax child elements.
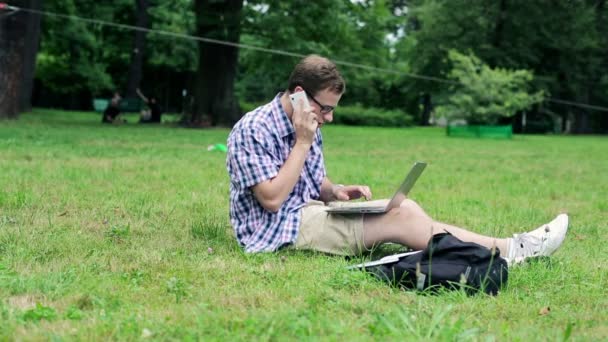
<box><xmin>511</xmin><ymin>229</ymin><xmax>549</xmax><ymax>262</ymax></box>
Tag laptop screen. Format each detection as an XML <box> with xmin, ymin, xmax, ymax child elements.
<box><xmin>383</xmin><ymin>162</ymin><xmax>427</xmax><ymax>211</ymax></box>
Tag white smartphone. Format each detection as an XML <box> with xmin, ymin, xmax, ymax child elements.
<box><xmin>289</xmin><ymin>91</ymin><xmax>311</xmax><ymax>111</ymax></box>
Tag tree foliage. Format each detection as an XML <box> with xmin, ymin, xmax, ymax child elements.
<box><xmin>21</xmin><ymin>0</ymin><xmax>608</xmax><ymax>132</ymax></box>
<box><xmin>36</xmin><ymin>1</ymin><xmax>129</xmax><ymax>97</ymax></box>
<box><xmin>237</xmin><ymin>0</ymin><xmax>407</xmax><ymax>109</ymax></box>
<box><xmin>146</xmin><ymin>0</ymin><xmax>196</xmax><ymax>72</ymax></box>
<box><xmin>35</xmin><ymin>0</ymin><xmax>195</xmax><ymax>109</ymax></box>
<box><xmin>400</xmin><ymin>0</ymin><xmax>608</xmax><ymax>132</ymax></box>
<box><xmin>435</xmin><ymin>50</ymin><xmax>544</xmax><ymax>125</ymax></box>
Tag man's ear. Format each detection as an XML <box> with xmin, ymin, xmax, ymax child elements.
<box><xmin>293</xmin><ymin>85</ymin><xmax>304</xmax><ymax>93</ymax></box>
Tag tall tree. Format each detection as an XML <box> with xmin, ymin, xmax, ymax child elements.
<box><xmin>0</xmin><ymin>0</ymin><xmax>42</xmax><ymax>118</ymax></box>
<box><xmin>237</xmin><ymin>0</ymin><xmax>401</xmax><ymax>109</ymax></box>
<box><xmin>590</xmin><ymin>0</ymin><xmax>608</xmax><ymax>133</ymax></box>
<box><xmin>126</xmin><ymin>0</ymin><xmax>150</xmax><ymax>98</ymax></box>
<box><xmin>191</xmin><ymin>0</ymin><xmax>243</xmax><ymax>126</ymax></box>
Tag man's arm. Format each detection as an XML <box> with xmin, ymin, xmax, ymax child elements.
<box><xmin>251</xmin><ymin>96</ymin><xmax>318</xmax><ymax>212</ymax></box>
<box><xmin>135</xmin><ymin>88</ymin><xmax>148</xmax><ymax>103</ymax></box>
<box><xmin>319</xmin><ymin>177</ymin><xmax>373</xmax><ymax>203</ymax></box>
<box><xmin>319</xmin><ymin>177</ymin><xmax>342</xmax><ymax>203</ymax></box>
<box><xmin>252</xmin><ymin>143</ymin><xmax>310</xmax><ymax>212</ymax></box>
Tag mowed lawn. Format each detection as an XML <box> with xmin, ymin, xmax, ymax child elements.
<box><xmin>1</xmin><ymin>109</ymin><xmax>606</xmax><ymax>340</ymax></box>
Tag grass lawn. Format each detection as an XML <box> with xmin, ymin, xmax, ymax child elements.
<box><xmin>1</xmin><ymin>109</ymin><xmax>607</xmax><ymax>340</ymax></box>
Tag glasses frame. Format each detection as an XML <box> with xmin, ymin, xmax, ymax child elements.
<box><xmin>304</xmin><ymin>90</ymin><xmax>335</xmax><ymax>114</ymax></box>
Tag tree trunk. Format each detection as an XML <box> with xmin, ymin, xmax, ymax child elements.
<box><xmin>0</xmin><ymin>0</ymin><xmax>40</xmax><ymax>119</ymax></box>
<box><xmin>490</xmin><ymin>0</ymin><xmax>508</xmax><ymax>66</ymax></box>
<box><xmin>595</xmin><ymin>0</ymin><xmax>607</xmax><ymax>134</ymax></box>
<box><xmin>126</xmin><ymin>0</ymin><xmax>150</xmax><ymax>98</ymax></box>
<box><xmin>18</xmin><ymin>0</ymin><xmax>42</xmax><ymax>113</ymax></box>
<box><xmin>571</xmin><ymin>90</ymin><xmax>592</xmax><ymax>134</ymax></box>
<box><xmin>192</xmin><ymin>0</ymin><xmax>242</xmax><ymax>127</ymax></box>
<box><xmin>419</xmin><ymin>93</ymin><xmax>432</xmax><ymax>126</ymax></box>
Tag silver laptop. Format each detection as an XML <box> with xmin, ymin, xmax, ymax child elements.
<box><xmin>326</xmin><ymin>161</ymin><xmax>427</xmax><ymax>215</ymax></box>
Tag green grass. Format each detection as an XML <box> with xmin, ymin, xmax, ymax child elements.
<box><xmin>1</xmin><ymin>108</ymin><xmax>607</xmax><ymax>340</ymax></box>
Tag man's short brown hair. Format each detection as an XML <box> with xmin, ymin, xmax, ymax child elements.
<box><xmin>287</xmin><ymin>55</ymin><xmax>345</xmax><ymax>96</ymax></box>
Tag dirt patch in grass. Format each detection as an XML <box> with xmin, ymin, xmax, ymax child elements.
<box><xmin>8</xmin><ymin>295</ymin><xmax>38</xmax><ymax>310</ymax></box>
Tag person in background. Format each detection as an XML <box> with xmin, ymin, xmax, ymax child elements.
<box><xmin>136</xmin><ymin>88</ymin><xmax>162</xmax><ymax>124</ymax></box>
<box><xmin>102</xmin><ymin>92</ymin><xmax>123</xmax><ymax>124</ymax></box>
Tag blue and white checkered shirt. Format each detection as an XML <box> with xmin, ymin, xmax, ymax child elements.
<box><xmin>226</xmin><ymin>93</ymin><xmax>326</xmax><ymax>252</ymax></box>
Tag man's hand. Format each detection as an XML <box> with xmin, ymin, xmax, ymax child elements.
<box><xmin>332</xmin><ymin>184</ymin><xmax>372</xmax><ymax>201</ymax></box>
<box><xmin>292</xmin><ymin>99</ymin><xmax>318</xmax><ymax>147</ymax></box>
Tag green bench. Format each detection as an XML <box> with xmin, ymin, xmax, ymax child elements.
<box><xmin>92</xmin><ymin>98</ymin><xmax>143</xmax><ymax>113</ymax></box>
<box><xmin>93</xmin><ymin>99</ymin><xmax>109</xmax><ymax>112</ymax></box>
<box><xmin>119</xmin><ymin>98</ymin><xmax>143</xmax><ymax>113</ymax></box>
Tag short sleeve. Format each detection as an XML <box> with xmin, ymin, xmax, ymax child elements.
<box><xmin>228</xmin><ymin>127</ymin><xmax>279</xmax><ymax>189</ymax></box>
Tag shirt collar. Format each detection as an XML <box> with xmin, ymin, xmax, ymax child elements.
<box><xmin>272</xmin><ymin>92</ymin><xmax>294</xmax><ymax>138</ymax></box>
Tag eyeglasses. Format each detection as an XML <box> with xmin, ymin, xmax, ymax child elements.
<box><xmin>304</xmin><ymin>90</ymin><xmax>335</xmax><ymax>114</ymax></box>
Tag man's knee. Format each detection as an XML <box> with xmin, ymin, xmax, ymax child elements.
<box><xmin>396</xmin><ymin>199</ymin><xmax>429</xmax><ymax>220</ymax></box>
<box><xmin>399</xmin><ymin>198</ymin><xmax>422</xmax><ymax>211</ymax></box>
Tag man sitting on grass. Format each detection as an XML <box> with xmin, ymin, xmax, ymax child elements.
<box><xmin>226</xmin><ymin>54</ymin><xmax>568</xmax><ymax>265</ymax></box>
<box><xmin>102</xmin><ymin>92</ymin><xmax>124</xmax><ymax>124</ymax></box>
<box><xmin>136</xmin><ymin>88</ymin><xmax>162</xmax><ymax>124</ymax></box>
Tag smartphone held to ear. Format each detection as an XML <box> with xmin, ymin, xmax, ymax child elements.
<box><xmin>289</xmin><ymin>91</ymin><xmax>311</xmax><ymax>111</ymax></box>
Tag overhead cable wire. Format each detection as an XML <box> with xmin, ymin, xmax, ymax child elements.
<box><xmin>7</xmin><ymin>4</ymin><xmax>456</xmax><ymax>85</ymax></box>
<box><xmin>4</xmin><ymin>4</ymin><xmax>608</xmax><ymax>112</ymax></box>
<box><xmin>0</xmin><ymin>2</ymin><xmax>19</xmax><ymax>18</ymax></box>
<box><xmin>544</xmin><ymin>98</ymin><xmax>608</xmax><ymax>112</ymax></box>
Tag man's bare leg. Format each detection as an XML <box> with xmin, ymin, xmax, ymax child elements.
<box><xmin>363</xmin><ymin>199</ymin><xmax>510</xmax><ymax>255</ymax></box>
<box><xmin>363</xmin><ymin>199</ymin><xmax>569</xmax><ymax>265</ymax></box>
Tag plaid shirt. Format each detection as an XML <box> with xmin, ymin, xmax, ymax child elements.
<box><xmin>226</xmin><ymin>93</ymin><xmax>326</xmax><ymax>252</ymax></box>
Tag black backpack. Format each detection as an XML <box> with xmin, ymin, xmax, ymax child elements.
<box><xmin>366</xmin><ymin>233</ymin><xmax>509</xmax><ymax>295</ymax></box>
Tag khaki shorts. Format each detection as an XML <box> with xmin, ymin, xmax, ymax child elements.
<box><xmin>293</xmin><ymin>199</ymin><xmax>390</xmax><ymax>256</ymax></box>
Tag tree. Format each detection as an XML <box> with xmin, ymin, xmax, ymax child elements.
<box><xmin>237</xmin><ymin>0</ymin><xmax>403</xmax><ymax>110</ymax></box>
<box><xmin>126</xmin><ymin>0</ymin><xmax>150</xmax><ymax>98</ymax></box>
<box><xmin>146</xmin><ymin>0</ymin><xmax>197</xmax><ymax>73</ymax></box>
<box><xmin>435</xmin><ymin>50</ymin><xmax>544</xmax><ymax>125</ymax></box>
<box><xmin>35</xmin><ymin>0</ymin><xmax>196</xmax><ymax>111</ymax></box>
<box><xmin>35</xmin><ymin>0</ymin><xmax>128</xmax><ymax>108</ymax></box>
<box><xmin>401</xmin><ymin>0</ymin><xmax>607</xmax><ymax>133</ymax></box>
<box><xmin>191</xmin><ymin>0</ymin><xmax>243</xmax><ymax>126</ymax></box>
<box><xmin>144</xmin><ymin>0</ymin><xmax>197</xmax><ymax>114</ymax></box>
<box><xmin>0</xmin><ymin>0</ymin><xmax>42</xmax><ymax>118</ymax></box>
<box><xmin>19</xmin><ymin>0</ymin><xmax>42</xmax><ymax>113</ymax></box>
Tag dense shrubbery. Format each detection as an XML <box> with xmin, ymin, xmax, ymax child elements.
<box><xmin>239</xmin><ymin>102</ymin><xmax>414</xmax><ymax>127</ymax></box>
<box><xmin>331</xmin><ymin>105</ymin><xmax>414</xmax><ymax>127</ymax></box>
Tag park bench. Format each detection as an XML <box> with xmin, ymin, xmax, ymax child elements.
<box><xmin>119</xmin><ymin>98</ymin><xmax>143</xmax><ymax>113</ymax></box>
<box><xmin>93</xmin><ymin>99</ymin><xmax>109</xmax><ymax>112</ymax></box>
<box><xmin>92</xmin><ymin>98</ymin><xmax>143</xmax><ymax>113</ymax></box>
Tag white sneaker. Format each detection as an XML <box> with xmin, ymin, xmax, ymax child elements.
<box><xmin>506</xmin><ymin>214</ymin><xmax>569</xmax><ymax>266</ymax></box>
